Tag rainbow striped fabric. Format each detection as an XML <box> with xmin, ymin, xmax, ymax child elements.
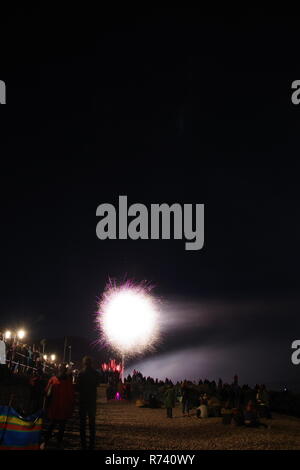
<box><xmin>0</xmin><ymin>406</ymin><xmax>43</xmax><ymax>450</ymax></box>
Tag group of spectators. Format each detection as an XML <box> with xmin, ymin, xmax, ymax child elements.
<box><xmin>0</xmin><ymin>334</ymin><xmax>274</xmax><ymax>449</ymax></box>
<box><xmin>0</xmin><ymin>332</ymin><xmax>104</xmax><ymax>449</ymax></box>
<box><xmin>40</xmin><ymin>356</ymin><xmax>100</xmax><ymax>450</ymax></box>
<box><xmin>176</xmin><ymin>377</ymin><xmax>271</xmax><ymax>428</ymax></box>
<box><xmin>0</xmin><ymin>331</ymin><xmax>57</xmax><ymax>378</ymax></box>
<box><xmin>1</xmin><ymin>352</ymin><xmax>100</xmax><ymax>450</ymax></box>
<box><xmin>109</xmin><ymin>371</ymin><xmax>272</xmax><ymax>429</ymax></box>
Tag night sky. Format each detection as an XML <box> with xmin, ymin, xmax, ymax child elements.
<box><xmin>1</xmin><ymin>9</ymin><xmax>300</xmax><ymax>387</ymax></box>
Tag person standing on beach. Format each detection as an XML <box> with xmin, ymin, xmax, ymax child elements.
<box><xmin>164</xmin><ymin>385</ymin><xmax>176</xmax><ymax>418</ymax></box>
<box><xmin>42</xmin><ymin>363</ymin><xmax>75</xmax><ymax>450</ymax></box>
<box><xmin>181</xmin><ymin>381</ymin><xmax>191</xmax><ymax>416</ymax></box>
<box><xmin>77</xmin><ymin>356</ymin><xmax>100</xmax><ymax>450</ymax></box>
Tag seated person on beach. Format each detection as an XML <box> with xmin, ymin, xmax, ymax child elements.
<box><xmin>231</xmin><ymin>407</ymin><xmax>244</xmax><ymax>426</ymax></box>
<box><xmin>256</xmin><ymin>385</ymin><xmax>272</xmax><ymax>419</ymax></box>
<box><xmin>196</xmin><ymin>398</ymin><xmax>208</xmax><ymax>418</ymax></box>
<box><xmin>244</xmin><ymin>400</ymin><xmax>268</xmax><ymax>428</ymax></box>
<box><xmin>149</xmin><ymin>393</ymin><xmax>160</xmax><ymax>408</ymax></box>
<box><xmin>208</xmin><ymin>395</ymin><xmax>221</xmax><ymax>417</ymax></box>
<box><xmin>221</xmin><ymin>401</ymin><xmax>233</xmax><ymax>424</ymax></box>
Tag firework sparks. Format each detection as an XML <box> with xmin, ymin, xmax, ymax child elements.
<box><xmin>98</xmin><ymin>280</ymin><xmax>160</xmax><ymax>358</ymax></box>
<box><xmin>101</xmin><ymin>359</ymin><xmax>122</xmax><ymax>373</ymax></box>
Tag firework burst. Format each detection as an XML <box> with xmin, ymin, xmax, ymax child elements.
<box><xmin>97</xmin><ymin>279</ymin><xmax>160</xmax><ymax>358</ymax></box>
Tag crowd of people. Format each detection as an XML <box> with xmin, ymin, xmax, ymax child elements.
<box><xmin>0</xmin><ymin>332</ymin><xmax>101</xmax><ymax>450</ymax></box>
<box><xmin>40</xmin><ymin>356</ymin><xmax>100</xmax><ymax>450</ymax></box>
<box><xmin>0</xmin><ymin>353</ymin><xmax>100</xmax><ymax>450</ymax></box>
<box><xmin>176</xmin><ymin>376</ymin><xmax>271</xmax><ymax>428</ymax></box>
<box><xmin>0</xmin><ymin>335</ymin><xmax>274</xmax><ymax>450</ymax></box>
<box><xmin>108</xmin><ymin>371</ymin><xmax>272</xmax><ymax>429</ymax></box>
<box><xmin>0</xmin><ymin>331</ymin><xmax>57</xmax><ymax>377</ymax></box>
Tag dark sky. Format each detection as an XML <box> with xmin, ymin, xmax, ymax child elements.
<box><xmin>1</xmin><ymin>9</ymin><xmax>300</xmax><ymax>386</ymax></box>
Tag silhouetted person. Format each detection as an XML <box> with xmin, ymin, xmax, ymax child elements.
<box><xmin>181</xmin><ymin>381</ymin><xmax>191</xmax><ymax>416</ymax></box>
<box><xmin>77</xmin><ymin>356</ymin><xmax>100</xmax><ymax>450</ymax></box>
<box><xmin>42</xmin><ymin>364</ymin><xmax>74</xmax><ymax>450</ymax></box>
<box><xmin>164</xmin><ymin>385</ymin><xmax>176</xmax><ymax>418</ymax></box>
<box><xmin>244</xmin><ymin>400</ymin><xmax>268</xmax><ymax>428</ymax></box>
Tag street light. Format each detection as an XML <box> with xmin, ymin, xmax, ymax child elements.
<box><xmin>43</xmin><ymin>355</ymin><xmax>48</xmax><ymax>361</ymax></box>
<box><xmin>50</xmin><ymin>354</ymin><xmax>56</xmax><ymax>362</ymax></box>
<box><xmin>4</xmin><ymin>331</ymin><xmax>11</xmax><ymax>340</ymax></box>
<box><xmin>17</xmin><ymin>330</ymin><xmax>26</xmax><ymax>340</ymax></box>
